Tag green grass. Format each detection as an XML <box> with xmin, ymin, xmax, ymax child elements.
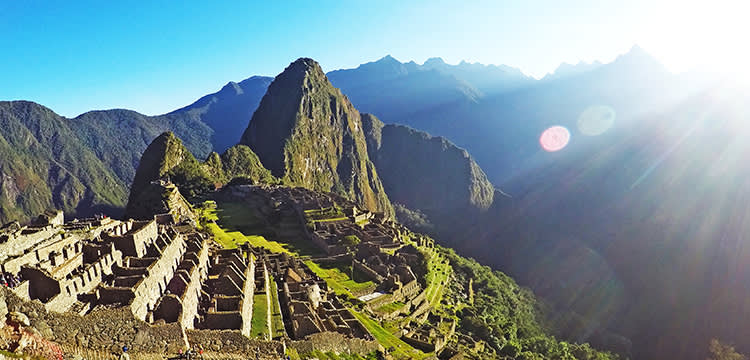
<box><xmin>304</xmin><ymin>207</ymin><xmax>346</xmax><ymax>221</ymax></box>
<box><xmin>269</xmin><ymin>275</ymin><xmax>286</xmax><ymax>339</ymax></box>
<box><xmin>304</xmin><ymin>260</ymin><xmax>375</xmax><ymax>297</ymax></box>
<box><xmin>350</xmin><ymin>310</ymin><xmax>429</xmax><ymax>359</ymax></box>
<box><xmin>310</xmin><ymin>217</ymin><xmax>349</xmax><ymax>223</ymax></box>
<box><xmin>250</xmin><ymin>293</ymin><xmax>269</xmax><ymax>338</ymax></box>
<box><xmin>207</xmin><ymin>199</ymin><xmax>325</xmax><ymax>256</ymax></box>
<box><xmin>0</xmin><ymin>350</ymin><xmax>23</xmax><ymax>359</ymax></box>
<box><xmin>301</xmin><ymin>350</ymin><xmax>380</xmax><ymax>360</ymax></box>
<box><xmin>375</xmin><ymin>301</ymin><xmax>405</xmax><ymax>314</ymax></box>
<box><xmin>423</xmin><ymin>250</ymin><xmax>452</xmax><ymax>309</ymax></box>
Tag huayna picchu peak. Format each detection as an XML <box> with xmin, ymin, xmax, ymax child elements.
<box><xmin>241</xmin><ymin>58</ymin><xmax>394</xmax><ymax>218</ymax></box>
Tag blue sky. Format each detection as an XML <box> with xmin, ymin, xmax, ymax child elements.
<box><xmin>1</xmin><ymin>0</ymin><xmax>746</xmax><ymax>117</ymax></box>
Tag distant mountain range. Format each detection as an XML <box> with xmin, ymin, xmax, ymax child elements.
<box><xmin>2</xmin><ymin>47</ymin><xmax>747</xmax><ymax>359</ymax></box>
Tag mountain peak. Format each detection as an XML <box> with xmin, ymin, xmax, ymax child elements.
<box><xmin>614</xmin><ymin>44</ymin><xmax>662</xmax><ymax>67</ymax></box>
<box><xmin>287</xmin><ymin>57</ymin><xmax>324</xmax><ymax>74</ymax></box>
<box><xmin>219</xmin><ymin>81</ymin><xmax>243</xmax><ymax>95</ymax></box>
<box><xmin>377</xmin><ymin>54</ymin><xmax>399</xmax><ymax>63</ymax></box>
<box><xmin>240</xmin><ymin>58</ymin><xmax>394</xmax><ymax>216</ymax></box>
<box><xmin>424</xmin><ymin>57</ymin><xmax>446</xmax><ymax>66</ymax></box>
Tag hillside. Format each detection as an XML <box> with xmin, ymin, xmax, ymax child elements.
<box><xmin>241</xmin><ymin>58</ymin><xmax>393</xmax><ymax>217</ymax></box>
<box><xmin>0</xmin><ymin>101</ymin><xmax>127</xmax><ymax>223</ymax></box>
<box><xmin>126</xmin><ymin>131</ymin><xmax>275</xmax><ymax>217</ymax></box>
<box><xmin>69</xmin><ymin>76</ymin><xmax>272</xmax><ymax>186</ymax></box>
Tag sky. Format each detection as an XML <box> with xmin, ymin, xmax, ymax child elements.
<box><xmin>1</xmin><ymin>0</ymin><xmax>748</xmax><ymax>117</ymax></box>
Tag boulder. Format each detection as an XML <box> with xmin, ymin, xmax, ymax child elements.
<box><xmin>8</xmin><ymin>311</ymin><xmax>30</xmax><ymax>327</ymax></box>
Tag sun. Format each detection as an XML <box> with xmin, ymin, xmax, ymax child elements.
<box><xmin>641</xmin><ymin>0</ymin><xmax>750</xmax><ymax>82</ymax></box>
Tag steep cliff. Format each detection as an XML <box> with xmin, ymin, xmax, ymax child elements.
<box><xmin>240</xmin><ymin>58</ymin><xmax>393</xmax><ymax>217</ymax></box>
<box><xmin>361</xmin><ymin>114</ymin><xmax>494</xmax><ymax>220</ymax></box>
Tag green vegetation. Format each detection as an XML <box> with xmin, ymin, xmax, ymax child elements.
<box><xmin>350</xmin><ymin>310</ymin><xmax>429</xmax><ymax>359</ymax></box>
<box><xmin>212</xmin><ymin>199</ymin><xmax>323</xmax><ymax>256</ymax></box>
<box><xmin>126</xmin><ymin>132</ymin><xmax>277</xmax><ymax>216</ymax></box>
<box><xmin>0</xmin><ymin>101</ymin><xmax>128</xmax><ymax>224</ymax></box>
<box><xmin>0</xmin><ymin>350</ymin><xmax>24</xmax><ymax>358</ymax></box>
<box><xmin>304</xmin><ymin>207</ymin><xmax>346</xmax><ymax>221</ymax></box>
<box><xmin>269</xmin><ymin>275</ymin><xmax>286</xmax><ymax>339</ymax></box>
<box><xmin>304</xmin><ymin>260</ymin><xmax>375</xmax><ymax>297</ymax></box>
<box><xmin>342</xmin><ymin>234</ymin><xmax>361</xmax><ymax>247</ymax></box>
<box><xmin>200</xmin><ymin>200</ymin><xmax>291</xmax><ymax>253</ymax></box>
<box><xmin>708</xmin><ymin>338</ymin><xmax>747</xmax><ymax>360</ymax></box>
<box><xmin>362</xmin><ymin>114</ymin><xmax>494</xmax><ymax>221</ymax></box>
<box><xmin>423</xmin><ymin>249</ymin><xmax>451</xmax><ymax>309</ymax></box>
<box><xmin>393</xmin><ymin>203</ymin><xmax>435</xmax><ymax>234</ymax></box>
<box><xmin>441</xmin><ymin>246</ymin><xmax>619</xmax><ymax>359</ymax></box>
<box><xmin>250</xmin><ymin>293</ymin><xmax>269</xmax><ymax>339</ymax></box>
<box><xmin>375</xmin><ymin>301</ymin><xmax>405</xmax><ymax>314</ymax></box>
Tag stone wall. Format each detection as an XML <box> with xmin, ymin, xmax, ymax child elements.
<box><xmin>108</xmin><ymin>220</ymin><xmax>158</xmax><ymax>258</ymax></box>
<box><xmin>186</xmin><ymin>329</ymin><xmax>284</xmax><ymax>356</ymax></box>
<box><xmin>353</xmin><ymin>260</ymin><xmax>384</xmax><ymax>283</ymax></box>
<box><xmin>289</xmin><ymin>332</ymin><xmax>380</xmax><ymax>355</ymax></box>
<box><xmin>178</xmin><ymin>236</ymin><xmax>210</xmax><ymax>329</ymax></box>
<box><xmin>0</xmin><ymin>226</ymin><xmax>57</xmax><ymax>264</ymax></box>
<box><xmin>45</xmin><ymin>249</ymin><xmax>122</xmax><ymax>313</ymax></box>
<box><xmin>129</xmin><ymin>232</ymin><xmax>186</xmax><ymax>320</ymax></box>
<box><xmin>239</xmin><ymin>254</ymin><xmax>255</xmax><ymax>336</ymax></box>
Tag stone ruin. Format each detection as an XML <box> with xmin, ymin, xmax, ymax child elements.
<box><xmin>0</xmin><ymin>211</ymin><xmax>236</xmax><ymax>336</ymax></box>
<box><xmin>227</xmin><ymin>184</ymin><xmax>441</xmax><ymax>323</ymax></box>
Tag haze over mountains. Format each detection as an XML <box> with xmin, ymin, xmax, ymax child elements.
<box><xmin>2</xmin><ymin>47</ymin><xmax>749</xmax><ymax>359</ymax></box>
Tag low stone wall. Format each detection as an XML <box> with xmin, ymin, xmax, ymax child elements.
<box><xmin>353</xmin><ymin>260</ymin><xmax>384</xmax><ymax>283</ymax></box>
<box><xmin>289</xmin><ymin>332</ymin><xmax>380</xmax><ymax>355</ymax></box>
<box><xmin>186</xmin><ymin>329</ymin><xmax>284</xmax><ymax>355</ymax></box>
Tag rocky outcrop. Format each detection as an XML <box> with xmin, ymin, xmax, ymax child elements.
<box><xmin>241</xmin><ymin>58</ymin><xmax>393</xmax><ymax>217</ymax></box>
<box><xmin>126</xmin><ymin>132</ymin><xmax>276</xmax><ymax>219</ymax></box>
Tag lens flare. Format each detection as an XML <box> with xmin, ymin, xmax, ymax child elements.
<box><xmin>578</xmin><ymin>105</ymin><xmax>616</xmax><ymax>136</ymax></box>
<box><xmin>540</xmin><ymin>126</ymin><xmax>570</xmax><ymax>152</ymax></box>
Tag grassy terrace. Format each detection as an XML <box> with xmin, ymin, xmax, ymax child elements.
<box><xmin>268</xmin><ymin>275</ymin><xmax>286</xmax><ymax>339</ymax></box>
<box><xmin>304</xmin><ymin>260</ymin><xmax>375</xmax><ymax>297</ymax></box>
<box><xmin>199</xmin><ymin>199</ymin><xmax>324</xmax><ymax>255</ymax></box>
<box><xmin>423</xmin><ymin>249</ymin><xmax>452</xmax><ymax>309</ymax></box>
<box><xmin>200</xmin><ymin>198</ymin><xmax>442</xmax><ymax>356</ymax></box>
<box><xmin>375</xmin><ymin>301</ymin><xmax>405</xmax><ymax>314</ymax></box>
<box><xmin>350</xmin><ymin>310</ymin><xmax>430</xmax><ymax>360</ymax></box>
<box><xmin>304</xmin><ymin>207</ymin><xmax>346</xmax><ymax>221</ymax></box>
<box><xmin>250</xmin><ymin>293</ymin><xmax>269</xmax><ymax>339</ymax></box>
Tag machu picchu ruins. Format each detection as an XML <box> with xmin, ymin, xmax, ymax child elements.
<box><xmin>0</xmin><ymin>180</ymin><xmax>480</xmax><ymax>359</ymax></box>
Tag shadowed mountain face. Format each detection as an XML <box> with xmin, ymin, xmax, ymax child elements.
<box><xmin>70</xmin><ymin>76</ymin><xmax>272</xmax><ymax>186</ymax></box>
<box><xmin>454</xmin><ymin>84</ymin><xmax>750</xmax><ymax>360</ymax></box>
<box><xmin>361</xmin><ymin>114</ymin><xmax>495</xmax><ymax>221</ymax></box>
<box><xmin>327</xmin><ymin>55</ymin><xmax>533</xmax><ymax>124</ymax></box>
<box><xmin>241</xmin><ymin>58</ymin><xmax>393</xmax><ymax>217</ymax></box>
<box><xmin>329</xmin><ymin>47</ymin><xmax>704</xmax><ymax>188</ymax></box>
<box><xmin>169</xmin><ymin>76</ymin><xmax>273</xmax><ymax>153</ymax></box>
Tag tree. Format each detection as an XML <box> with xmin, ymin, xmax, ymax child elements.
<box><xmin>708</xmin><ymin>338</ymin><xmax>747</xmax><ymax>360</ymax></box>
